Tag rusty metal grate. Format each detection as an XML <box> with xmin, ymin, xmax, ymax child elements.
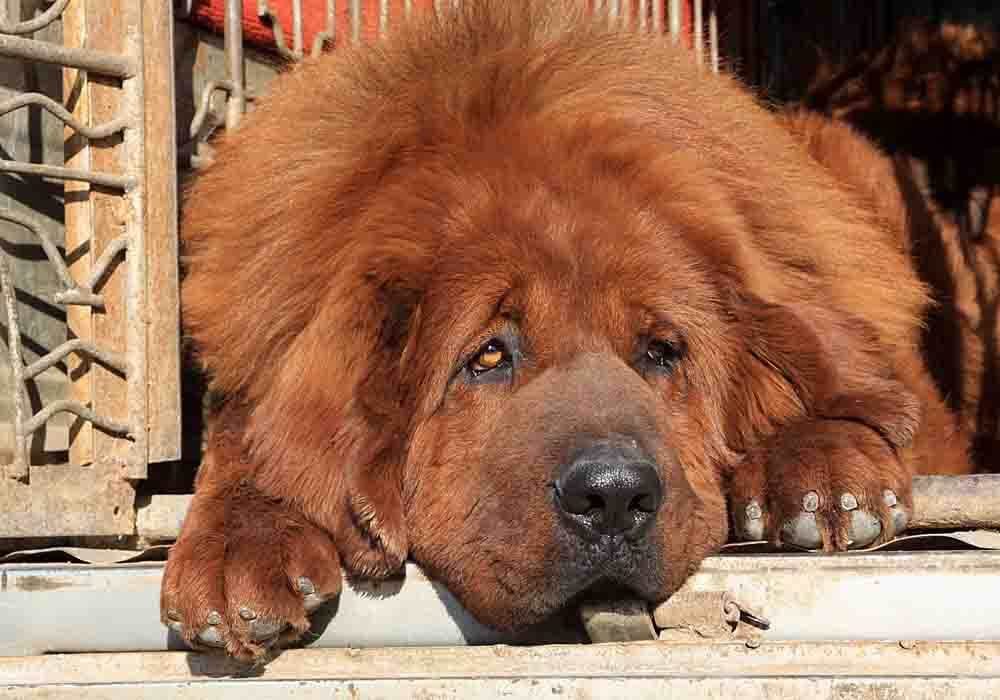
<box><xmin>0</xmin><ymin>6</ymin><xmax>143</xmax><ymax>478</ymax></box>
<box><xmin>0</xmin><ymin>1</ymin><xmax>180</xmax><ymax>538</ymax></box>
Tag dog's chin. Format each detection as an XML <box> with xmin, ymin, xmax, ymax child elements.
<box><xmin>456</xmin><ymin>555</ymin><xmax>668</xmax><ymax>634</ymax></box>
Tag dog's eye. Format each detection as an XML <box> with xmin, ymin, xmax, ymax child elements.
<box><xmin>646</xmin><ymin>339</ymin><xmax>682</xmax><ymax>369</ymax></box>
<box><xmin>469</xmin><ymin>341</ymin><xmax>510</xmax><ymax>375</ymax></box>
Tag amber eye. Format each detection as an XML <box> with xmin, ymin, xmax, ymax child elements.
<box><xmin>469</xmin><ymin>341</ymin><xmax>509</xmax><ymax>375</ymax></box>
<box><xmin>646</xmin><ymin>339</ymin><xmax>681</xmax><ymax>369</ymax></box>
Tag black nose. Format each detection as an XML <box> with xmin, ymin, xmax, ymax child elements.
<box><xmin>555</xmin><ymin>442</ymin><xmax>663</xmax><ymax>541</ymax></box>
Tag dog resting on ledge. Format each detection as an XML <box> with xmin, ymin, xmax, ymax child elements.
<box><xmin>164</xmin><ymin>0</ymin><xmax>977</xmax><ymax>662</ymax></box>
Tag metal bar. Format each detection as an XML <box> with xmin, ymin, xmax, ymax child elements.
<box><xmin>23</xmin><ymin>339</ymin><xmax>127</xmax><ymax>381</ymax></box>
<box><xmin>0</xmin><ymin>34</ymin><xmax>135</xmax><ymax>78</ymax></box>
<box><xmin>0</xmin><ymin>159</ymin><xmax>134</xmax><ymax>190</ymax></box>
<box><xmin>23</xmin><ymin>399</ymin><xmax>131</xmax><ymax>437</ymax></box>
<box><xmin>0</xmin><ymin>562</ymin><xmax>550</xmax><ymax>656</ymax></box>
<box><xmin>122</xmin><ymin>1</ymin><xmax>149</xmax><ymax>477</ymax></box>
<box><xmin>0</xmin><ymin>252</ymin><xmax>29</xmax><ymax>477</ymax></box>
<box><xmin>52</xmin><ymin>288</ymin><xmax>104</xmax><ymax>307</ymax></box>
<box><xmin>0</xmin><ymin>0</ymin><xmax>70</xmax><ymax>35</ymax></box>
<box><xmin>379</xmin><ymin>0</ymin><xmax>390</xmax><ymax>38</ymax></box>
<box><xmin>708</xmin><ymin>0</ymin><xmax>718</xmax><ymax>73</ymax></box>
<box><xmin>0</xmin><ymin>92</ymin><xmax>128</xmax><ymax>139</ymax></box>
<box><xmin>912</xmin><ymin>474</ymin><xmax>1000</xmax><ymax>529</ymax></box>
<box><xmin>292</xmin><ymin>0</ymin><xmax>304</xmax><ymax>56</ymax></box>
<box><xmin>654</xmin><ymin>549</ymin><xmax>1000</xmax><ymax>643</ymax></box>
<box><xmin>127</xmin><ymin>474</ymin><xmax>1000</xmax><ymax>544</ymax></box>
<box><xmin>4</xmin><ymin>553</ymin><xmax>1000</xmax><ymax>658</ymax></box>
<box><xmin>81</xmin><ymin>233</ymin><xmax>129</xmax><ymax>293</ymax></box>
<box><xmin>311</xmin><ymin>0</ymin><xmax>336</xmax><ymax>57</ymax></box>
<box><xmin>175</xmin><ymin>0</ymin><xmax>196</xmax><ymax>19</ymax></box>
<box><xmin>225</xmin><ymin>0</ymin><xmax>245</xmax><ymax>129</ymax></box>
<box><xmin>0</xmin><ymin>211</ymin><xmax>94</xmax><ymax>303</ymax></box>
<box><xmin>668</xmin><ymin>0</ymin><xmax>681</xmax><ymax>42</ymax></box>
<box><xmin>189</xmin><ymin>80</ymin><xmax>234</xmax><ymax>139</ymax></box>
<box><xmin>351</xmin><ymin>0</ymin><xmax>362</xmax><ymax>44</ymax></box>
<box><xmin>257</xmin><ymin>0</ymin><xmax>297</xmax><ymax>60</ymax></box>
<box><xmin>693</xmin><ymin>0</ymin><xmax>703</xmax><ymax>65</ymax></box>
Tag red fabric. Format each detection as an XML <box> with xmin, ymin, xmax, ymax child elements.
<box><xmin>184</xmin><ymin>1</ymin><xmax>688</xmax><ymax>54</ymax></box>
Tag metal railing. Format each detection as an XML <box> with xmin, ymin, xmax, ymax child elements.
<box><xmin>180</xmin><ymin>0</ymin><xmax>722</xmax><ymax>167</ymax></box>
<box><xmin>0</xmin><ymin>1</ymin><xmax>148</xmax><ymax>479</ymax></box>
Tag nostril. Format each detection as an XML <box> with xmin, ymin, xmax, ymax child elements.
<box><xmin>586</xmin><ymin>494</ymin><xmax>605</xmax><ymax>513</ymax></box>
<box><xmin>558</xmin><ymin>488</ymin><xmax>604</xmax><ymax>516</ymax></box>
<box><xmin>629</xmin><ymin>493</ymin><xmax>657</xmax><ymax>513</ymax></box>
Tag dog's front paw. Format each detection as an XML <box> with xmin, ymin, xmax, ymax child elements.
<box><xmin>160</xmin><ymin>482</ymin><xmax>342</xmax><ymax>662</ymax></box>
<box><xmin>730</xmin><ymin>419</ymin><xmax>911</xmax><ymax>551</ymax></box>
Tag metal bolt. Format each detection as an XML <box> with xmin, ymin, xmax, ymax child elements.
<box><xmin>239</xmin><ymin>607</ymin><xmax>256</xmax><ymax>621</ymax></box>
<box><xmin>883</xmin><ymin>489</ymin><xmax>898</xmax><ymax>508</ymax></box>
<box><xmin>802</xmin><ymin>491</ymin><xmax>819</xmax><ymax>513</ymax></box>
<box><xmin>745</xmin><ymin>502</ymin><xmax>762</xmax><ymax>521</ymax></box>
<box><xmin>745</xmin><ymin>638</ymin><xmax>761</xmax><ymax>649</ymax></box>
<box><xmin>206</xmin><ymin>611</ymin><xmax>223</xmax><ymax>626</ymax></box>
<box><xmin>840</xmin><ymin>492</ymin><xmax>859</xmax><ymax>511</ymax></box>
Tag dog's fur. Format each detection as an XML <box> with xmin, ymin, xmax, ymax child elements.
<box><xmin>795</xmin><ymin>19</ymin><xmax>1000</xmax><ymax>467</ymax></box>
<box><xmin>163</xmin><ymin>1</ymin><xmax>977</xmax><ymax>661</ymax></box>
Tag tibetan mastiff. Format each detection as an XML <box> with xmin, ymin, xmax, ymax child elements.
<box><xmin>162</xmin><ymin>0</ymin><xmax>976</xmax><ymax>660</ymax></box>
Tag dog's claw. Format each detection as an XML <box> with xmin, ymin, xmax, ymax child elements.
<box><xmin>741</xmin><ymin>501</ymin><xmax>765</xmax><ymax>540</ymax></box>
<box><xmin>196</xmin><ymin>625</ymin><xmax>226</xmax><ymax>648</ymax></box>
<box><xmin>205</xmin><ymin>610</ymin><xmax>223</xmax><ymax>626</ymax></box>
<box><xmin>884</xmin><ymin>490</ymin><xmax>908</xmax><ymax>535</ymax></box>
<box><xmin>248</xmin><ymin>618</ymin><xmax>285</xmax><ymax>642</ymax></box>
<box><xmin>232</xmin><ymin>606</ymin><xmax>284</xmax><ymax>640</ymax></box>
<box><xmin>846</xmin><ymin>509</ymin><xmax>882</xmax><ymax>548</ymax></box>
<box><xmin>188</xmin><ymin>609</ymin><xmax>227</xmax><ymax>648</ymax></box>
<box><xmin>802</xmin><ymin>491</ymin><xmax>819</xmax><ymax>512</ymax></box>
<box><xmin>296</xmin><ymin>576</ymin><xmax>327</xmax><ymax>612</ymax></box>
<box><xmin>839</xmin><ymin>492</ymin><xmax>859</xmax><ymax>511</ymax></box>
<box><xmin>780</xmin><ymin>512</ymin><xmax>822</xmax><ymax>549</ymax></box>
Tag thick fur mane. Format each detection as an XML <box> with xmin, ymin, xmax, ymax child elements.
<box><xmin>182</xmin><ymin>0</ymin><xmax>928</xmax><ymax>476</ymax></box>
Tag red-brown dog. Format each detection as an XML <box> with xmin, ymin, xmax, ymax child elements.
<box><xmin>796</xmin><ymin>19</ymin><xmax>1000</xmax><ymax>467</ymax></box>
<box><xmin>163</xmin><ymin>0</ymin><xmax>976</xmax><ymax>661</ymax></box>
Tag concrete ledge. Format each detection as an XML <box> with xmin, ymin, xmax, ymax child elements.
<box><xmin>3</xmin><ymin>642</ymin><xmax>1000</xmax><ymax>698</ymax></box>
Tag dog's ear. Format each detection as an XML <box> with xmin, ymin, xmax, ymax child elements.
<box><xmin>726</xmin><ymin>292</ymin><xmax>921</xmax><ymax>457</ymax></box>
<box><xmin>243</xmin><ymin>272</ymin><xmax>423</xmax><ymax>579</ymax></box>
